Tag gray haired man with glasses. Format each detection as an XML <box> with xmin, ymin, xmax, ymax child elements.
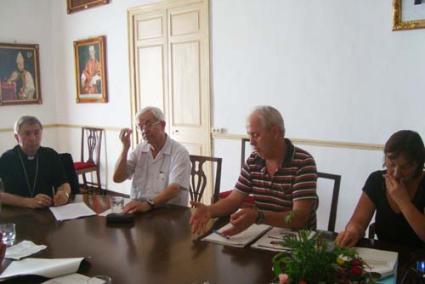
<box><xmin>113</xmin><ymin>106</ymin><xmax>190</xmax><ymax>213</ymax></box>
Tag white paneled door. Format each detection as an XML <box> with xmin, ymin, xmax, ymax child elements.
<box><xmin>129</xmin><ymin>0</ymin><xmax>213</xmax><ymax>203</ymax></box>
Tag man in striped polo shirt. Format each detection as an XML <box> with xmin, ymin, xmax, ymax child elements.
<box><xmin>190</xmin><ymin>106</ymin><xmax>318</xmax><ymax>236</ymax></box>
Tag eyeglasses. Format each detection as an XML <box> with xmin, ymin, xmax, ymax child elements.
<box><xmin>136</xmin><ymin>120</ymin><xmax>161</xmax><ymax>131</ymax></box>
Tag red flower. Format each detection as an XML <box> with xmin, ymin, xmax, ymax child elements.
<box><xmin>351</xmin><ymin>259</ymin><xmax>362</xmax><ymax>266</ymax></box>
<box><xmin>350</xmin><ymin>266</ymin><xmax>362</xmax><ymax>276</ymax></box>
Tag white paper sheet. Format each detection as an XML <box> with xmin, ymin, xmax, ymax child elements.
<box><xmin>41</xmin><ymin>273</ymin><xmax>90</xmax><ymax>284</ymax></box>
<box><xmin>355</xmin><ymin>247</ymin><xmax>398</xmax><ymax>278</ymax></box>
<box><xmin>0</xmin><ymin>257</ymin><xmax>84</xmax><ymax>280</ymax></box>
<box><xmin>202</xmin><ymin>223</ymin><xmax>271</xmax><ymax>248</ymax></box>
<box><xmin>49</xmin><ymin>203</ymin><xmax>96</xmax><ymax>221</ymax></box>
<box><xmin>5</xmin><ymin>240</ymin><xmax>47</xmax><ymax>260</ymax></box>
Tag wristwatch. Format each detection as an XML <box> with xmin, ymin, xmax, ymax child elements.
<box><xmin>146</xmin><ymin>199</ymin><xmax>156</xmax><ymax>210</ymax></box>
<box><xmin>255</xmin><ymin>210</ymin><xmax>265</xmax><ymax>224</ymax></box>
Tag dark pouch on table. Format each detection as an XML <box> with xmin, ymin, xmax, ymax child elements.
<box><xmin>106</xmin><ymin>213</ymin><xmax>134</xmax><ymax>225</ymax></box>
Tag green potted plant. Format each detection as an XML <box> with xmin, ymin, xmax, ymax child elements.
<box><xmin>272</xmin><ymin>230</ymin><xmax>377</xmax><ymax>284</ymax></box>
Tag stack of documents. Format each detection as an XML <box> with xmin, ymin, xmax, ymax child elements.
<box><xmin>202</xmin><ymin>223</ymin><xmax>271</xmax><ymax>248</ymax></box>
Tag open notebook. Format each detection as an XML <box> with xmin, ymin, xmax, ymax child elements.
<box><xmin>202</xmin><ymin>223</ymin><xmax>271</xmax><ymax>248</ymax></box>
<box><xmin>354</xmin><ymin>247</ymin><xmax>398</xmax><ymax>279</ymax></box>
<box><xmin>251</xmin><ymin>227</ymin><xmax>316</xmax><ymax>252</ymax></box>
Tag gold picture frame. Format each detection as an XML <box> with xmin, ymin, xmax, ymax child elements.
<box><xmin>67</xmin><ymin>0</ymin><xmax>109</xmax><ymax>14</ymax></box>
<box><xmin>0</xmin><ymin>42</ymin><xmax>42</xmax><ymax>106</ymax></box>
<box><xmin>393</xmin><ymin>0</ymin><xmax>425</xmax><ymax>30</ymax></box>
<box><xmin>74</xmin><ymin>36</ymin><xmax>108</xmax><ymax>103</ymax></box>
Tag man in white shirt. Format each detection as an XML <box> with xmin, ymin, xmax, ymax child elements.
<box><xmin>113</xmin><ymin>106</ymin><xmax>190</xmax><ymax>213</ymax></box>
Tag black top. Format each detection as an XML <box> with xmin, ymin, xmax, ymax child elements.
<box><xmin>363</xmin><ymin>170</ymin><xmax>425</xmax><ymax>248</ymax></box>
<box><xmin>0</xmin><ymin>146</ymin><xmax>68</xmax><ymax>198</ymax></box>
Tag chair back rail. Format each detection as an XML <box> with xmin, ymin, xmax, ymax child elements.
<box><xmin>317</xmin><ymin>172</ymin><xmax>341</xmax><ymax>232</ymax></box>
<box><xmin>81</xmin><ymin>127</ymin><xmax>103</xmax><ymax>164</ymax></box>
<box><xmin>75</xmin><ymin>127</ymin><xmax>104</xmax><ymax>191</ymax></box>
<box><xmin>189</xmin><ymin>155</ymin><xmax>222</xmax><ymax>204</ymax></box>
<box><xmin>368</xmin><ymin>223</ymin><xmax>376</xmax><ymax>239</ymax></box>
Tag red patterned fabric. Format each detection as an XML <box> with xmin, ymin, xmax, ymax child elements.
<box><xmin>74</xmin><ymin>161</ymin><xmax>96</xmax><ymax>170</ymax></box>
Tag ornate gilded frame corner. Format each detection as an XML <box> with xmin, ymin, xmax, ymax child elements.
<box><xmin>393</xmin><ymin>0</ymin><xmax>425</xmax><ymax>31</ymax></box>
<box><xmin>67</xmin><ymin>0</ymin><xmax>109</xmax><ymax>14</ymax></box>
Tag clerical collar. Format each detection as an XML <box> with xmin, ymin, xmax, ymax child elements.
<box><xmin>17</xmin><ymin>147</ymin><xmax>38</xmax><ymax>161</ymax></box>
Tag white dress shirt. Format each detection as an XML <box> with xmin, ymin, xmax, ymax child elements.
<box><xmin>126</xmin><ymin>135</ymin><xmax>190</xmax><ymax>206</ymax></box>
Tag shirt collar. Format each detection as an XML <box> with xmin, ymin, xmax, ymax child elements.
<box><xmin>255</xmin><ymin>138</ymin><xmax>295</xmax><ymax>172</ymax></box>
<box><xmin>283</xmin><ymin>138</ymin><xmax>295</xmax><ymax>164</ymax></box>
<box><xmin>141</xmin><ymin>134</ymin><xmax>171</xmax><ymax>156</ymax></box>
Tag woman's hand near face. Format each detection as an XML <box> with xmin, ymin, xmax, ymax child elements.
<box><xmin>384</xmin><ymin>173</ymin><xmax>410</xmax><ymax>206</ymax></box>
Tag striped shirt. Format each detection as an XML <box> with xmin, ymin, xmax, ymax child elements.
<box><xmin>235</xmin><ymin>139</ymin><xmax>318</xmax><ymax>229</ymax></box>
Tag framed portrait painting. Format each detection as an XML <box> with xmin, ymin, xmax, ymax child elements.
<box><xmin>0</xmin><ymin>43</ymin><xmax>42</xmax><ymax>106</ymax></box>
<box><xmin>393</xmin><ymin>0</ymin><xmax>425</xmax><ymax>30</ymax></box>
<box><xmin>74</xmin><ymin>36</ymin><xmax>108</xmax><ymax>103</ymax></box>
<box><xmin>67</xmin><ymin>0</ymin><xmax>109</xmax><ymax>14</ymax></box>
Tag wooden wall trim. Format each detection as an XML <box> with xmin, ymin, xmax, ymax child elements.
<box><xmin>212</xmin><ymin>133</ymin><xmax>383</xmax><ymax>151</ymax></box>
<box><xmin>0</xmin><ymin>124</ymin><xmax>58</xmax><ymax>133</ymax></box>
<box><xmin>0</xmin><ymin>124</ymin><xmax>122</xmax><ymax>133</ymax></box>
<box><xmin>54</xmin><ymin>124</ymin><xmax>122</xmax><ymax>132</ymax></box>
<box><xmin>1</xmin><ymin>124</ymin><xmax>384</xmax><ymax>151</ymax></box>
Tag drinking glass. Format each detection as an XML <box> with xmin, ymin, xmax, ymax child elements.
<box><xmin>110</xmin><ymin>196</ymin><xmax>124</xmax><ymax>213</ymax></box>
<box><xmin>0</xmin><ymin>223</ymin><xmax>16</xmax><ymax>246</ymax></box>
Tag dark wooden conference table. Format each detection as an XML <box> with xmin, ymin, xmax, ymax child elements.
<box><xmin>0</xmin><ymin>194</ymin><xmax>275</xmax><ymax>284</ymax></box>
<box><xmin>0</xmin><ymin>193</ymin><xmax>423</xmax><ymax>284</ymax></box>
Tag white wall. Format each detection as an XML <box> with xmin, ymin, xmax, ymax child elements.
<box><xmin>210</xmin><ymin>0</ymin><xmax>425</xmax><ymax>231</ymax></box>
<box><xmin>211</xmin><ymin>0</ymin><xmax>425</xmax><ymax>140</ymax></box>
<box><xmin>0</xmin><ymin>0</ymin><xmax>58</xmax><ymax>150</ymax></box>
<box><xmin>1</xmin><ymin>0</ymin><xmax>425</xmax><ymax>232</ymax></box>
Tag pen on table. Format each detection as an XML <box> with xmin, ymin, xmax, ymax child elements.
<box><xmin>214</xmin><ymin>230</ymin><xmax>230</xmax><ymax>240</ymax></box>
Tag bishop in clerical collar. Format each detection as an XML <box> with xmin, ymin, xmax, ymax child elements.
<box><xmin>0</xmin><ymin>115</ymin><xmax>72</xmax><ymax>209</ymax></box>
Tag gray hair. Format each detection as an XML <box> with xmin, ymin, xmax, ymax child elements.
<box><xmin>251</xmin><ymin>105</ymin><xmax>285</xmax><ymax>135</ymax></box>
<box><xmin>135</xmin><ymin>106</ymin><xmax>165</xmax><ymax>122</ymax></box>
<box><xmin>14</xmin><ymin>115</ymin><xmax>43</xmax><ymax>134</ymax></box>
